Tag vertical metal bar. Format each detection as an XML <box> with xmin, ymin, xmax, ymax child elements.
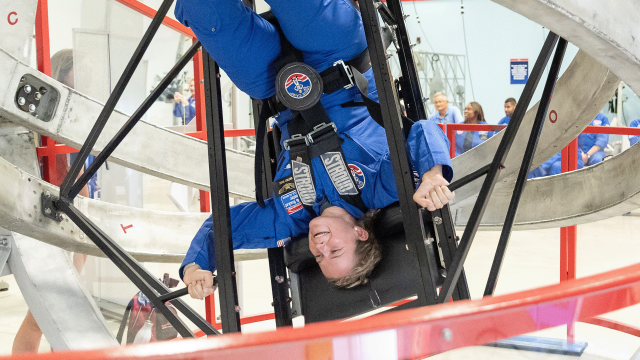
<box><xmin>201</xmin><ymin>49</ymin><xmax>241</xmax><ymax>333</ymax></box>
<box><xmin>385</xmin><ymin>0</ymin><xmax>426</xmax><ymax>121</ymax></box>
<box><xmin>59</xmin><ymin>0</ymin><xmax>174</xmax><ymax>200</ymax></box>
<box><xmin>69</xmin><ymin>41</ymin><xmax>202</xmax><ymax>198</ymax></box>
<box><xmin>437</xmin><ymin>33</ymin><xmax>559</xmax><ymax>303</ymax></box>
<box><xmin>360</xmin><ymin>0</ymin><xmax>439</xmax><ymax>306</ymax></box>
<box><xmin>561</xmin><ymin>137</ymin><xmax>579</xmax><ymax>343</ymax></box>
<box><xmin>483</xmin><ymin>38</ymin><xmax>568</xmax><ymax>297</ymax></box>
<box><xmin>432</xmin><ymin>206</ymin><xmax>470</xmax><ymax>300</ymax></box>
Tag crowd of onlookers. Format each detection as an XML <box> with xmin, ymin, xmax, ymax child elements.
<box><xmin>427</xmin><ymin>92</ymin><xmax>640</xmax><ymax>178</ymax></box>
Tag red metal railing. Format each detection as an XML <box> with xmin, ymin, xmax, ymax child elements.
<box><xmin>7</xmin><ymin>260</ymin><xmax>640</xmax><ymax>360</ymax></box>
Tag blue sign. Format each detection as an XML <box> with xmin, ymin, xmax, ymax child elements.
<box><xmin>510</xmin><ymin>59</ymin><xmax>528</xmax><ymax>85</ymax></box>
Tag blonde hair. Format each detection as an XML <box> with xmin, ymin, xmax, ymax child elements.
<box><xmin>328</xmin><ymin>210</ymin><xmax>382</xmax><ymax>288</ymax></box>
<box><xmin>51</xmin><ymin>49</ymin><xmax>73</xmax><ymax>87</ymax></box>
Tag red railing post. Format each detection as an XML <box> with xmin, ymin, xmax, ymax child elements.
<box><xmin>35</xmin><ymin>0</ymin><xmax>57</xmax><ymax>185</ymax></box>
<box><xmin>560</xmin><ymin>137</ymin><xmax>579</xmax><ymax>343</ymax></box>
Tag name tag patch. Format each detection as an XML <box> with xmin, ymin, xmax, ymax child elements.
<box><xmin>281</xmin><ymin>191</ymin><xmax>303</xmax><ymax>215</ymax></box>
<box><xmin>321</xmin><ymin>152</ymin><xmax>358</xmax><ymax>196</ymax></box>
<box><xmin>291</xmin><ymin>160</ymin><xmax>316</xmax><ymax>205</ymax></box>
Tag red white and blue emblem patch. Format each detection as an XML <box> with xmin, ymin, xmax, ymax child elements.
<box><xmin>285</xmin><ymin>73</ymin><xmax>312</xmax><ymax>99</ymax></box>
<box><xmin>277</xmin><ymin>237</ymin><xmax>291</xmax><ymax>247</ymax></box>
<box><xmin>281</xmin><ymin>190</ymin><xmax>303</xmax><ymax>215</ymax></box>
<box><xmin>349</xmin><ymin>164</ymin><xmax>366</xmax><ymax>190</ymax></box>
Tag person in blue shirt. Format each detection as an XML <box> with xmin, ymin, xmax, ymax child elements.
<box><xmin>535</xmin><ymin>151</ymin><xmax>585</xmax><ymax>176</ymax></box>
<box><xmin>579</xmin><ymin>113</ymin><xmax>610</xmax><ymax>166</ymax></box>
<box><xmin>176</xmin><ymin>0</ymin><xmax>455</xmax><ymax>297</ymax></box>
<box><xmin>173</xmin><ymin>78</ymin><xmax>196</xmax><ymax>125</ymax></box>
<box><xmin>498</xmin><ymin>97</ymin><xmax>516</xmax><ymax>125</ymax></box>
<box><xmin>428</xmin><ymin>92</ymin><xmax>463</xmax><ymax>125</ymax></box>
<box><xmin>628</xmin><ymin>118</ymin><xmax>640</xmax><ymax>146</ymax></box>
<box><xmin>454</xmin><ymin>102</ymin><xmax>494</xmax><ymax>157</ymax></box>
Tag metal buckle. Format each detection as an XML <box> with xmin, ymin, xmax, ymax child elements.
<box><xmin>283</xmin><ymin>134</ymin><xmax>305</xmax><ymax>151</ymax></box>
<box><xmin>306</xmin><ymin>122</ymin><xmax>337</xmax><ymax>145</ymax></box>
<box><xmin>333</xmin><ymin>60</ymin><xmax>355</xmax><ymax>90</ymax></box>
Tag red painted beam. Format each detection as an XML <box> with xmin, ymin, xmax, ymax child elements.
<box><xmin>114</xmin><ymin>0</ymin><xmax>195</xmax><ymax>38</ymax></box>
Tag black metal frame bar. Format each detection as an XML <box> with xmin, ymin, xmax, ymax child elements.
<box><xmin>437</xmin><ymin>32</ymin><xmax>560</xmax><ymax>303</ymax></box>
<box><xmin>49</xmin><ymin>0</ymin><xmax>219</xmax><ymax>336</ymax></box>
<box><xmin>202</xmin><ymin>50</ymin><xmax>242</xmax><ymax>333</ymax></box>
<box><xmin>360</xmin><ymin>0</ymin><xmax>440</xmax><ymax>306</ymax></box>
<box><xmin>483</xmin><ymin>37</ymin><xmax>568</xmax><ymax>296</ymax></box>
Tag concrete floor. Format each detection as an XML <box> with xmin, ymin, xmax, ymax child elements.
<box><xmin>2</xmin><ymin>175</ymin><xmax>640</xmax><ymax>358</ymax></box>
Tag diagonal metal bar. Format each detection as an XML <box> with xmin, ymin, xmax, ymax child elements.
<box><xmin>58</xmin><ymin>202</ymin><xmax>196</xmax><ymax>338</ymax></box>
<box><xmin>360</xmin><ymin>0</ymin><xmax>440</xmax><ymax>306</ymax></box>
<box><xmin>484</xmin><ymin>38</ymin><xmax>568</xmax><ymax>297</ymax></box>
<box><xmin>437</xmin><ymin>32</ymin><xmax>560</xmax><ymax>303</ymax></box>
<box><xmin>384</xmin><ymin>0</ymin><xmax>427</xmax><ymax>121</ymax></box>
<box><xmin>68</xmin><ymin>41</ymin><xmax>202</xmax><ymax>199</ymax></box>
<box><xmin>57</xmin><ymin>200</ymin><xmax>219</xmax><ymax>335</ymax></box>
<box><xmin>59</xmin><ymin>0</ymin><xmax>174</xmax><ymax>200</ymax></box>
<box><xmin>448</xmin><ymin>164</ymin><xmax>491</xmax><ymax>192</ymax></box>
<box><xmin>202</xmin><ymin>49</ymin><xmax>242</xmax><ymax>333</ymax></box>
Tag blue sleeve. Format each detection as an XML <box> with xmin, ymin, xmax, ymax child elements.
<box><xmin>452</xmin><ymin>107</ymin><xmax>463</xmax><ymax>124</ymax></box>
<box><xmin>540</xmin><ymin>152</ymin><xmax>561</xmax><ymax>171</ymax></box>
<box><xmin>594</xmin><ymin>116</ymin><xmax>610</xmax><ymax>149</ymax></box>
<box><xmin>498</xmin><ymin>116</ymin><xmax>510</xmax><ymax>125</ymax></box>
<box><xmin>185</xmin><ymin>102</ymin><xmax>197</xmax><ymax>124</ymax></box>
<box><xmin>180</xmin><ymin>199</ymin><xmax>278</xmax><ymax>280</ymax></box>
<box><xmin>406</xmin><ymin>120</ymin><xmax>453</xmax><ymax>182</ymax></box>
<box><xmin>173</xmin><ymin>102</ymin><xmax>184</xmax><ymax>118</ymax></box>
<box><xmin>630</xmin><ymin>119</ymin><xmax>640</xmax><ymax>146</ymax></box>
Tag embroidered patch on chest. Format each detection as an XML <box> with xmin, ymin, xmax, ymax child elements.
<box><xmin>281</xmin><ymin>191</ymin><xmax>303</xmax><ymax>215</ymax></box>
<box><xmin>348</xmin><ymin>164</ymin><xmax>366</xmax><ymax>189</ymax></box>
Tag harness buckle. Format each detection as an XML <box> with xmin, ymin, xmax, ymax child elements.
<box><xmin>333</xmin><ymin>60</ymin><xmax>355</xmax><ymax>90</ymax></box>
<box><xmin>306</xmin><ymin>122</ymin><xmax>337</xmax><ymax>145</ymax></box>
<box><xmin>283</xmin><ymin>134</ymin><xmax>306</xmax><ymax>151</ymax></box>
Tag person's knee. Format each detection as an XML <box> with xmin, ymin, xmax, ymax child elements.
<box><xmin>551</xmin><ymin>162</ymin><xmax>562</xmax><ymax>175</ymax></box>
<box><xmin>588</xmin><ymin>152</ymin><xmax>605</xmax><ymax>165</ymax></box>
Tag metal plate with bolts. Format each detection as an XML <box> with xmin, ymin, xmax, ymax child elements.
<box><xmin>15</xmin><ymin>74</ymin><xmax>60</xmax><ymax>122</ymax></box>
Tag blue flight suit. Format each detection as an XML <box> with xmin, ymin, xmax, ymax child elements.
<box><xmin>498</xmin><ymin>115</ymin><xmax>510</xmax><ymax>125</ymax></box>
<box><xmin>537</xmin><ymin>151</ymin><xmax>585</xmax><ymax>176</ymax></box>
<box><xmin>453</xmin><ymin>121</ymin><xmax>495</xmax><ymax>157</ymax></box>
<box><xmin>175</xmin><ymin>0</ymin><xmax>453</xmax><ymax>278</ymax></box>
<box><xmin>173</xmin><ymin>96</ymin><xmax>196</xmax><ymax>125</ymax></box>
<box><xmin>578</xmin><ymin>113</ymin><xmax>609</xmax><ymax>166</ymax></box>
<box><xmin>629</xmin><ymin>119</ymin><xmax>640</xmax><ymax>146</ymax></box>
<box><xmin>428</xmin><ymin>106</ymin><xmax>463</xmax><ymax>125</ymax></box>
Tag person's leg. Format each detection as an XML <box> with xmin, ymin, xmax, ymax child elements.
<box><xmin>266</xmin><ymin>0</ymin><xmax>367</xmax><ymax>71</ymax></box>
<box><xmin>551</xmin><ymin>161</ymin><xmax>562</xmax><ymax>175</ymax></box>
<box><xmin>12</xmin><ymin>311</ymin><xmax>42</xmax><ymax>354</ymax></box>
<box><xmin>175</xmin><ymin>0</ymin><xmax>281</xmax><ymax>99</ymax></box>
<box><xmin>588</xmin><ymin>151</ymin><xmax>605</xmax><ymax>166</ymax></box>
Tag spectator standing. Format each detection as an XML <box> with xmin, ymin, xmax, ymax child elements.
<box><xmin>455</xmin><ymin>102</ymin><xmax>494</xmax><ymax>156</ymax></box>
<box><xmin>579</xmin><ymin>112</ymin><xmax>610</xmax><ymax>166</ymax></box>
<box><xmin>428</xmin><ymin>92</ymin><xmax>463</xmax><ymax>125</ymax></box>
<box><xmin>499</xmin><ymin>97</ymin><xmax>517</xmax><ymax>125</ymax></box>
<box><xmin>173</xmin><ymin>78</ymin><xmax>196</xmax><ymax>125</ymax></box>
<box><xmin>629</xmin><ymin>118</ymin><xmax>640</xmax><ymax>146</ymax></box>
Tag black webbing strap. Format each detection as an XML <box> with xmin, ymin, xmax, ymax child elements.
<box><xmin>254</xmin><ymin>98</ymin><xmax>282</xmax><ymax>207</ymax></box>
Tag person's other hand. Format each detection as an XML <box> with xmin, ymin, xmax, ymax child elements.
<box><xmin>183</xmin><ymin>265</ymin><xmax>216</xmax><ymax>299</ymax></box>
<box><xmin>174</xmin><ymin>92</ymin><xmax>185</xmax><ymax>104</ymax></box>
<box><xmin>581</xmin><ymin>151</ymin><xmax>589</xmax><ymax>165</ymax></box>
<box><xmin>413</xmin><ymin>165</ymin><xmax>455</xmax><ymax>211</ymax></box>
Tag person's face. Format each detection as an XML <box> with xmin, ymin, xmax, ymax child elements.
<box><xmin>189</xmin><ymin>80</ymin><xmax>196</xmax><ymax>96</ymax></box>
<box><xmin>504</xmin><ymin>102</ymin><xmax>516</xmax><ymax>117</ymax></box>
<box><xmin>433</xmin><ymin>96</ymin><xmax>449</xmax><ymax>113</ymax></box>
<box><xmin>308</xmin><ymin>214</ymin><xmax>368</xmax><ymax>280</ymax></box>
<box><xmin>464</xmin><ymin>103</ymin><xmax>476</xmax><ymax>121</ymax></box>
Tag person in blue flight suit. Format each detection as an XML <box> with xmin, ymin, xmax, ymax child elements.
<box><xmin>628</xmin><ymin>118</ymin><xmax>640</xmax><ymax>146</ymax></box>
<box><xmin>533</xmin><ymin>151</ymin><xmax>585</xmax><ymax>177</ymax></box>
<box><xmin>173</xmin><ymin>78</ymin><xmax>196</xmax><ymax>125</ymax></box>
<box><xmin>498</xmin><ymin>97</ymin><xmax>516</xmax><ymax>125</ymax></box>
<box><xmin>454</xmin><ymin>102</ymin><xmax>494</xmax><ymax>157</ymax></box>
<box><xmin>579</xmin><ymin>112</ymin><xmax>610</xmax><ymax>166</ymax></box>
<box><xmin>428</xmin><ymin>92</ymin><xmax>463</xmax><ymax>124</ymax></box>
<box><xmin>176</xmin><ymin>0</ymin><xmax>455</xmax><ymax>297</ymax></box>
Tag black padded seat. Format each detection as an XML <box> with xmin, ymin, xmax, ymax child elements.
<box><xmin>284</xmin><ymin>203</ymin><xmax>424</xmax><ymax>323</ymax></box>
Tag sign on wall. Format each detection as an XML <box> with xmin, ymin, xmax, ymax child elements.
<box><xmin>510</xmin><ymin>59</ymin><xmax>529</xmax><ymax>85</ymax></box>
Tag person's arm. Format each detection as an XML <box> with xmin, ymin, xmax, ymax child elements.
<box><xmin>406</xmin><ymin>120</ymin><xmax>455</xmax><ymax>210</ymax></box>
<box><xmin>180</xmin><ymin>199</ymin><xmax>278</xmax><ymax>281</ymax></box>
<box><xmin>173</xmin><ymin>101</ymin><xmax>185</xmax><ymax>118</ymax></box>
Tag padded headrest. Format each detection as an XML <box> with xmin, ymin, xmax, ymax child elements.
<box><xmin>284</xmin><ymin>202</ymin><xmax>404</xmax><ymax>272</ymax></box>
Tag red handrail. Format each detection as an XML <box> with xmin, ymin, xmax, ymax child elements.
<box><xmin>7</xmin><ymin>261</ymin><xmax>640</xmax><ymax>360</ymax></box>
<box><xmin>114</xmin><ymin>0</ymin><xmax>195</xmax><ymax>38</ymax></box>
